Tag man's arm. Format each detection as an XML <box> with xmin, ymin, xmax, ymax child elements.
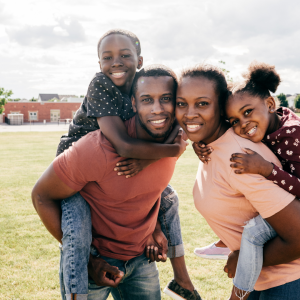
<box><xmin>31</xmin><ymin>163</ymin><xmax>77</xmax><ymax>242</ymax></box>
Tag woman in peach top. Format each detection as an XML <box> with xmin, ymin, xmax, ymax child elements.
<box><xmin>175</xmin><ymin>64</ymin><xmax>300</xmax><ymax>300</ymax></box>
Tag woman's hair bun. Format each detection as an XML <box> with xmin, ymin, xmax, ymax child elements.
<box><xmin>242</xmin><ymin>61</ymin><xmax>281</xmax><ymax>93</ymax></box>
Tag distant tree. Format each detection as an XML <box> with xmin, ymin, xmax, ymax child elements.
<box><xmin>295</xmin><ymin>94</ymin><xmax>300</xmax><ymax>109</ymax></box>
<box><xmin>80</xmin><ymin>95</ymin><xmax>85</xmax><ymax>98</ymax></box>
<box><xmin>29</xmin><ymin>97</ymin><xmax>37</xmax><ymax>102</ymax></box>
<box><xmin>0</xmin><ymin>87</ymin><xmax>13</xmax><ymax>114</ymax></box>
<box><xmin>219</xmin><ymin>60</ymin><xmax>233</xmax><ymax>82</ymax></box>
<box><xmin>277</xmin><ymin>93</ymin><xmax>288</xmax><ymax>107</ymax></box>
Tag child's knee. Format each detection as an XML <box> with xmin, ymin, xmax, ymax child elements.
<box><xmin>242</xmin><ymin>217</ymin><xmax>270</xmax><ymax>246</ymax></box>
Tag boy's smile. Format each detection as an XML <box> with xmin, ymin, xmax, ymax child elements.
<box><xmin>98</xmin><ymin>34</ymin><xmax>143</xmax><ymax>95</ymax></box>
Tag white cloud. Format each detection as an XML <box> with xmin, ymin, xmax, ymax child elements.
<box><xmin>6</xmin><ymin>18</ymin><xmax>86</xmax><ymax>48</ymax></box>
<box><xmin>0</xmin><ymin>0</ymin><xmax>300</xmax><ymax>98</ymax></box>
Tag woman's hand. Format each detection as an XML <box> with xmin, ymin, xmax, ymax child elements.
<box><xmin>224</xmin><ymin>250</ymin><xmax>239</xmax><ymax>278</ymax></box>
<box><xmin>192</xmin><ymin>142</ymin><xmax>213</xmax><ymax>163</ymax></box>
<box><xmin>114</xmin><ymin>159</ymin><xmax>157</xmax><ymax>178</ymax></box>
<box><xmin>230</xmin><ymin>148</ymin><xmax>273</xmax><ymax>177</ymax></box>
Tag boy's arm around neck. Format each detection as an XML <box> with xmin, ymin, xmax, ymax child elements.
<box><xmin>31</xmin><ymin>163</ymin><xmax>77</xmax><ymax>243</ymax></box>
<box><xmin>98</xmin><ymin>116</ymin><xmax>187</xmax><ymax>159</ymax></box>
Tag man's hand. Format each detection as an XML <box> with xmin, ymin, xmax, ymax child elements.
<box><xmin>173</xmin><ymin>128</ymin><xmax>189</xmax><ymax>158</ymax></box>
<box><xmin>230</xmin><ymin>148</ymin><xmax>273</xmax><ymax>177</ymax></box>
<box><xmin>192</xmin><ymin>142</ymin><xmax>213</xmax><ymax>164</ymax></box>
<box><xmin>224</xmin><ymin>250</ymin><xmax>239</xmax><ymax>278</ymax></box>
<box><xmin>145</xmin><ymin>225</ymin><xmax>168</xmax><ymax>263</ymax></box>
<box><xmin>88</xmin><ymin>254</ymin><xmax>124</xmax><ymax>287</ymax></box>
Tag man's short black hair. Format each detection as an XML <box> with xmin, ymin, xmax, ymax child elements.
<box><xmin>97</xmin><ymin>29</ymin><xmax>141</xmax><ymax>59</ymax></box>
<box><xmin>132</xmin><ymin>64</ymin><xmax>178</xmax><ymax>97</ymax></box>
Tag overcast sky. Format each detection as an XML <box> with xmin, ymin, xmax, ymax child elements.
<box><xmin>0</xmin><ymin>0</ymin><xmax>299</xmax><ymax>98</ymax></box>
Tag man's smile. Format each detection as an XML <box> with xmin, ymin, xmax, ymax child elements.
<box><xmin>149</xmin><ymin>118</ymin><xmax>168</xmax><ymax>128</ymax></box>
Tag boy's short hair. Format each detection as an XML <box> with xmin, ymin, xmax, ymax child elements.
<box><xmin>132</xmin><ymin>64</ymin><xmax>178</xmax><ymax>97</ymax></box>
<box><xmin>97</xmin><ymin>29</ymin><xmax>141</xmax><ymax>59</ymax></box>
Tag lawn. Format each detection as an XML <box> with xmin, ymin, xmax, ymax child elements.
<box><xmin>0</xmin><ymin>132</ymin><xmax>232</xmax><ymax>300</ymax></box>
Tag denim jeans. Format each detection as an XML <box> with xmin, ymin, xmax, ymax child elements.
<box><xmin>60</xmin><ymin>193</ymin><xmax>92</xmax><ymax>300</ymax></box>
<box><xmin>87</xmin><ymin>247</ymin><xmax>161</xmax><ymax>300</ymax></box>
<box><xmin>233</xmin><ymin>215</ymin><xmax>277</xmax><ymax>293</ymax></box>
<box><xmin>60</xmin><ymin>184</ymin><xmax>183</xmax><ymax>300</ymax></box>
<box><xmin>248</xmin><ymin>278</ymin><xmax>300</xmax><ymax>300</ymax></box>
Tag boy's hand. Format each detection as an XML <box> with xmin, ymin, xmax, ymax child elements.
<box><xmin>145</xmin><ymin>222</ymin><xmax>168</xmax><ymax>263</ymax></box>
<box><xmin>173</xmin><ymin>128</ymin><xmax>189</xmax><ymax>157</ymax></box>
<box><xmin>88</xmin><ymin>254</ymin><xmax>124</xmax><ymax>287</ymax></box>
<box><xmin>192</xmin><ymin>142</ymin><xmax>213</xmax><ymax>163</ymax></box>
<box><xmin>230</xmin><ymin>148</ymin><xmax>273</xmax><ymax>177</ymax></box>
<box><xmin>224</xmin><ymin>250</ymin><xmax>239</xmax><ymax>278</ymax></box>
<box><xmin>114</xmin><ymin>158</ymin><xmax>157</xmax><ymax>178</ymax></box>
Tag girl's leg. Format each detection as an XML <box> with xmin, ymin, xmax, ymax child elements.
<box><xmin>159</xmin><ymin>185</ymin><xmax>201</xmax><ymax>299</ymax></box>
<box><xmin>60</xmin><ymin>193</ymin><xmax>92</xmax><ymax>300</ymax></box>
<box><xmin>233</xmin><ymin>215</ymin><xmax>277</xmax><ymax>298</ymax></box>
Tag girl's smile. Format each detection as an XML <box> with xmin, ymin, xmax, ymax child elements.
<box><xmin>226</xmin><ymin>94</ymin><xmax>278</xmax><ymax>143</ymax></box>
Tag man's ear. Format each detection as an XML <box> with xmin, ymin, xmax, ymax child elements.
<box><xmin>137</xmin><ymin>56</ymin><xmax>143</xmax><ymax>70</ymax></box>
<box><xmin>131</xmin><ymin>95</ymin><xmax>137</xmax><ymax>113</ymax></box>
<box><xmin>266</xmin><ymin>96</ymin><xmax>277</xmax><ymax>113</ymax></box>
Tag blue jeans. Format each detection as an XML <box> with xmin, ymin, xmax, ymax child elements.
<box><xmin>87</xmin><ymin>247</ymin><xmax>161</xmax><ymax>300</ymax></box>
<box><xmin>234</xmin><ymin>215</ymin><xmax>277</xmax><ymax>293</ymax></box>
<box><xmin>60</xmin><ymin>184</ymin><xmax>183</xmax><ymax>300</ymax></box>
<box><xmin>248</xmin><ymin>278</ymin><xmax>300</xmax><ymax>300</ymax></box>
<box><xmin>60</xmin><ymin>193</ymin><xmax>92</xmax><ymax>300</ymax></box>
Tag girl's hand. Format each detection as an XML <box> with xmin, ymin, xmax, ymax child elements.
<box><xmin>224</xmin><ymin>250</ymin><xmax>239</xmax><ymax>278</ymax></box>
<box><xmin>230</xmin><ymin>148</ymin><xmax>273</xmax><ymax>177</ymax></box>
<box><xmin>114</xmin><ymin>159</ymin><xmax>157</xmax><ymax>178</ymax></box>
<box><xmin>192</xmin><ymin>142</ymin><xmax>213</xmax><ymax>163</ymax></box>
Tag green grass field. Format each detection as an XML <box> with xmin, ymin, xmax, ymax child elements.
<box><xmin>0</xmin><ymin>132</ymin><xmax>233</xmax><ymax>300</ymax></box>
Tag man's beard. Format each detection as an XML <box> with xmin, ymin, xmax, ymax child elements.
<box><xmin>136</xmin><ymin>113</ymin><xmax>174</xmax><ymax>140</ymax></box>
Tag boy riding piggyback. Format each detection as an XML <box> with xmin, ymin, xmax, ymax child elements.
<box><xmin>56</xmin><ymin>29</ymin><xmax>200</xmax><ymax>300</ymax></box>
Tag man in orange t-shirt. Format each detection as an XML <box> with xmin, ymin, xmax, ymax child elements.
<box><xmin>31</xmin><ymin>68</ymin><xmax>187</xmax><ymax>300</ymax></box>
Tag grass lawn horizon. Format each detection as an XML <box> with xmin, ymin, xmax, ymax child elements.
<box><xmin>0</xmin><ymin>131</ymin><xmax>232</xmax><ymax>299</ymax></box>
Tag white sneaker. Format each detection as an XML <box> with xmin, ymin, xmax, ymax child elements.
<box><xmin>194</xmin><ymin>242</ymin><xmax>230</xmax><ymax>260</ymax></box>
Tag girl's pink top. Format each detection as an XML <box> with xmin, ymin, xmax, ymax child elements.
<box><xmin>266</xmin><ymin>107</ymin><xmax>300</xmax><ymax>198</ymax></box>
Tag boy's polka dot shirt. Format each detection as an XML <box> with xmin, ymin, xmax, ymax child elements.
<box><xmin>56</xmin><ymin>72</ymin><xmax>135</xmax><ymax>156</ymax></box>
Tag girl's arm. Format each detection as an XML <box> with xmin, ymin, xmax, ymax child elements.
<box><xmin>230</xmin><ymin>148</ymin><xmax>300</xmax><ymax>198</ymax></box>
<box><xmin>98</xmin><ymin>116</ymin><xmax>187</xmax><ymax>159</ymax></box>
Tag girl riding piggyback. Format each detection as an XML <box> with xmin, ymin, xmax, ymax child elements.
<box><xmin>196</xmin><ymin>61</ymin><xmax>300</xmax><ymax>300</ymax></box>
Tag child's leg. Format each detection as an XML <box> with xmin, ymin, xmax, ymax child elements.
<box><xmin>233</xmin><ymin>215</ymin><xmax>277</xmax><ymax>298</ymax></box>
<box><xmin>159</xmin><ymin>185</ymin><xmax>201</xmax><ymax>299</ymax></box>
<box><xmin>60</xmin><ymin>193</ymin><xmax>92</xmax><ymax>300</ymax></box>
